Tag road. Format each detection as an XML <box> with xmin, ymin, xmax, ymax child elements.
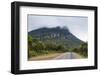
<box><xmin>53</xmin><ymin>52</ymin><xmax>82</xmax><ymax>59</ymax></box>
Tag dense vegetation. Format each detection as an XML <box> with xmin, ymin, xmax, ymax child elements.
<box><xmin>28</xmin><ymin>35</ymin><xmax>68</xmax><ymax>58</ymax></box>
<box><xmin>72</xmin><ymin>42</ymin><xmax>88</xmax><ymax>57</ymax></box>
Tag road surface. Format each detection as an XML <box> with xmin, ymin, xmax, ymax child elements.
<box><xmin>53</xmin><ymin>52</ymin><xmax>82</xmax><ymax>59</ymax></box>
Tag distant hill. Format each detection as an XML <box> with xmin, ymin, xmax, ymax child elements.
<box><xmin>28</xmin><ymin>26</ymin><xmax>83</xmax><ymax>49</ymax></box>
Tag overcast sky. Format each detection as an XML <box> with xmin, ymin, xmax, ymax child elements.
<box><xmin>27</xmin><ymin>15</ymin><xmax>88</xmax><ymax>42</ymax></box>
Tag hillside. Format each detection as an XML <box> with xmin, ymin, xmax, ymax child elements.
<box><xmin>28</xmin><ymin>26</ymin><xmax>83</xmax><ymax>49</ymax></box>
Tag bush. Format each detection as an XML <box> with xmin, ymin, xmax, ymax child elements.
<box><xmin>45</xmin><ymin>42</ymin><xmax>57</xmax><ymax>50</ymax></box>
<box><xmin>33</xmin><ymin>41</ymin><xmax>45</xmax><ymax>51</ymax></box>
<box><xmin>28</xmin><ymin>50</ymin><xmax>38</xmax><ymax>58</ymax></box>
<box><xmin>28</xmin><ymin>35</ymin><xmax>34</xmax><ymax>51</ymax></box>
<box><xmin>72</xmin><ymin>42</ymin><xmax>88</xmax><ymax>57</ymax></box>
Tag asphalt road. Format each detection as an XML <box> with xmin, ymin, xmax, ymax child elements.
<box><xmin>53</xmin><ymin>52</ymin><xmax>82</xmax><ymax>59</ymax></box>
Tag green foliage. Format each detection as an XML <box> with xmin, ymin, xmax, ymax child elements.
<box><xmin>57</xmin><ymin>45</ymin><xmax>64</xmax><ymax>50</ymax></box>
<box><xmin>28</xmin><ymin>35</ymin><xmax>33</xmax><ymax>50</ymax></box>
<box><xmin>56</xmin><ymin>45</ymin><xmax>67</xmax><ymax>52</ymax></box>
<box><xmin>72</xmin><ymin>42</ymin><xmax>88</xmax><ymax>57</ymax></box>
<box><xmin>28</xmin><ymin>35</ymin><xmax>69</xmax><ymax>58</ymax></box>
<box><xmin>33</xmin><ymin>41</ymin><xmax>45</xmax><ymax>51</ymax></box>
<box><xmin>80</xmin><ymin>42</ymin><xmax>88</xmax><ymax>57</ymax></box>
<box><xmin>45</xmin><ymin>42</ymin><xmax>57</xmax><ymax>50</ymax></box>
<box><xmin>29</xmin><ymin>50</ymin><xmax>38</xmax><ymax>57</ymax></box>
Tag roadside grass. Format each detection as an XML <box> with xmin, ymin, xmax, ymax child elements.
<box><xmin>78</xmin><ymin>52</ymin><xmax>88</xmax><ymax>58</ymax></box>
<box><xmin>28</xmin><ymin>52</ymin><xmax>62</xmax><ymax>61</ymax></box>
<box><xmin>28</xmin><ymin>50</ymin><xmax>65</xmax><ymax>59</ymax></box>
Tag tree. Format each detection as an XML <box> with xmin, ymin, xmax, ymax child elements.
<box><xmin>56</xmin><ymin>45</ymin><xmax>65</xmax><ymax>51</ymax></box>
<box><xmin>72</xmin><ymin>42</ymin><xmax>88</xmax><ymax>57</ymax></box>
<box><xmin>80</xmin><ymin>42</ymin><xmax>88</xmax><ymax>57</ymax></box>
<box><xmin>28</xmin><ymin>35</ymin><xmax>33</xmax><ymax>50</ymax></box>
<box><xmin>33</xmin><ymin>41</ymin><xmax>45</xmax><ymax>51</ymax></box>
<box><xmin>45</xmin><ymin>42</ymin><xmax>56</xmax><ymax>50</ymax></box>
<box><xmin>72</xmin><ymin>48</ymin><xmax>78</xmax><ymax>52</ymax></box>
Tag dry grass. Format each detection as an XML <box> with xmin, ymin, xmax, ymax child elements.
<box><xmin>28</xmin><ymin>53</ymin><xmax>62</xmax><ymax>61</ymax></box>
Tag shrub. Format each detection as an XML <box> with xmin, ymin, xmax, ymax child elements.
<box><xmin>72</xmin><ymin>42</ymin><xmax>88</xmax><ymax>57</ymax></box>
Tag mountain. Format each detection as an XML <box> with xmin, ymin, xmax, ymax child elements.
<box><xmin>28</xmin><ymin>26</ymin><xmax>83</xmax><ymax>49</ymax></box>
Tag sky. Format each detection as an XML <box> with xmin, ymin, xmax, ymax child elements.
<box><xmin>27</xmin><ymin>15</ymin><xmax>88</xmax><ymax>42</ymax></box>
